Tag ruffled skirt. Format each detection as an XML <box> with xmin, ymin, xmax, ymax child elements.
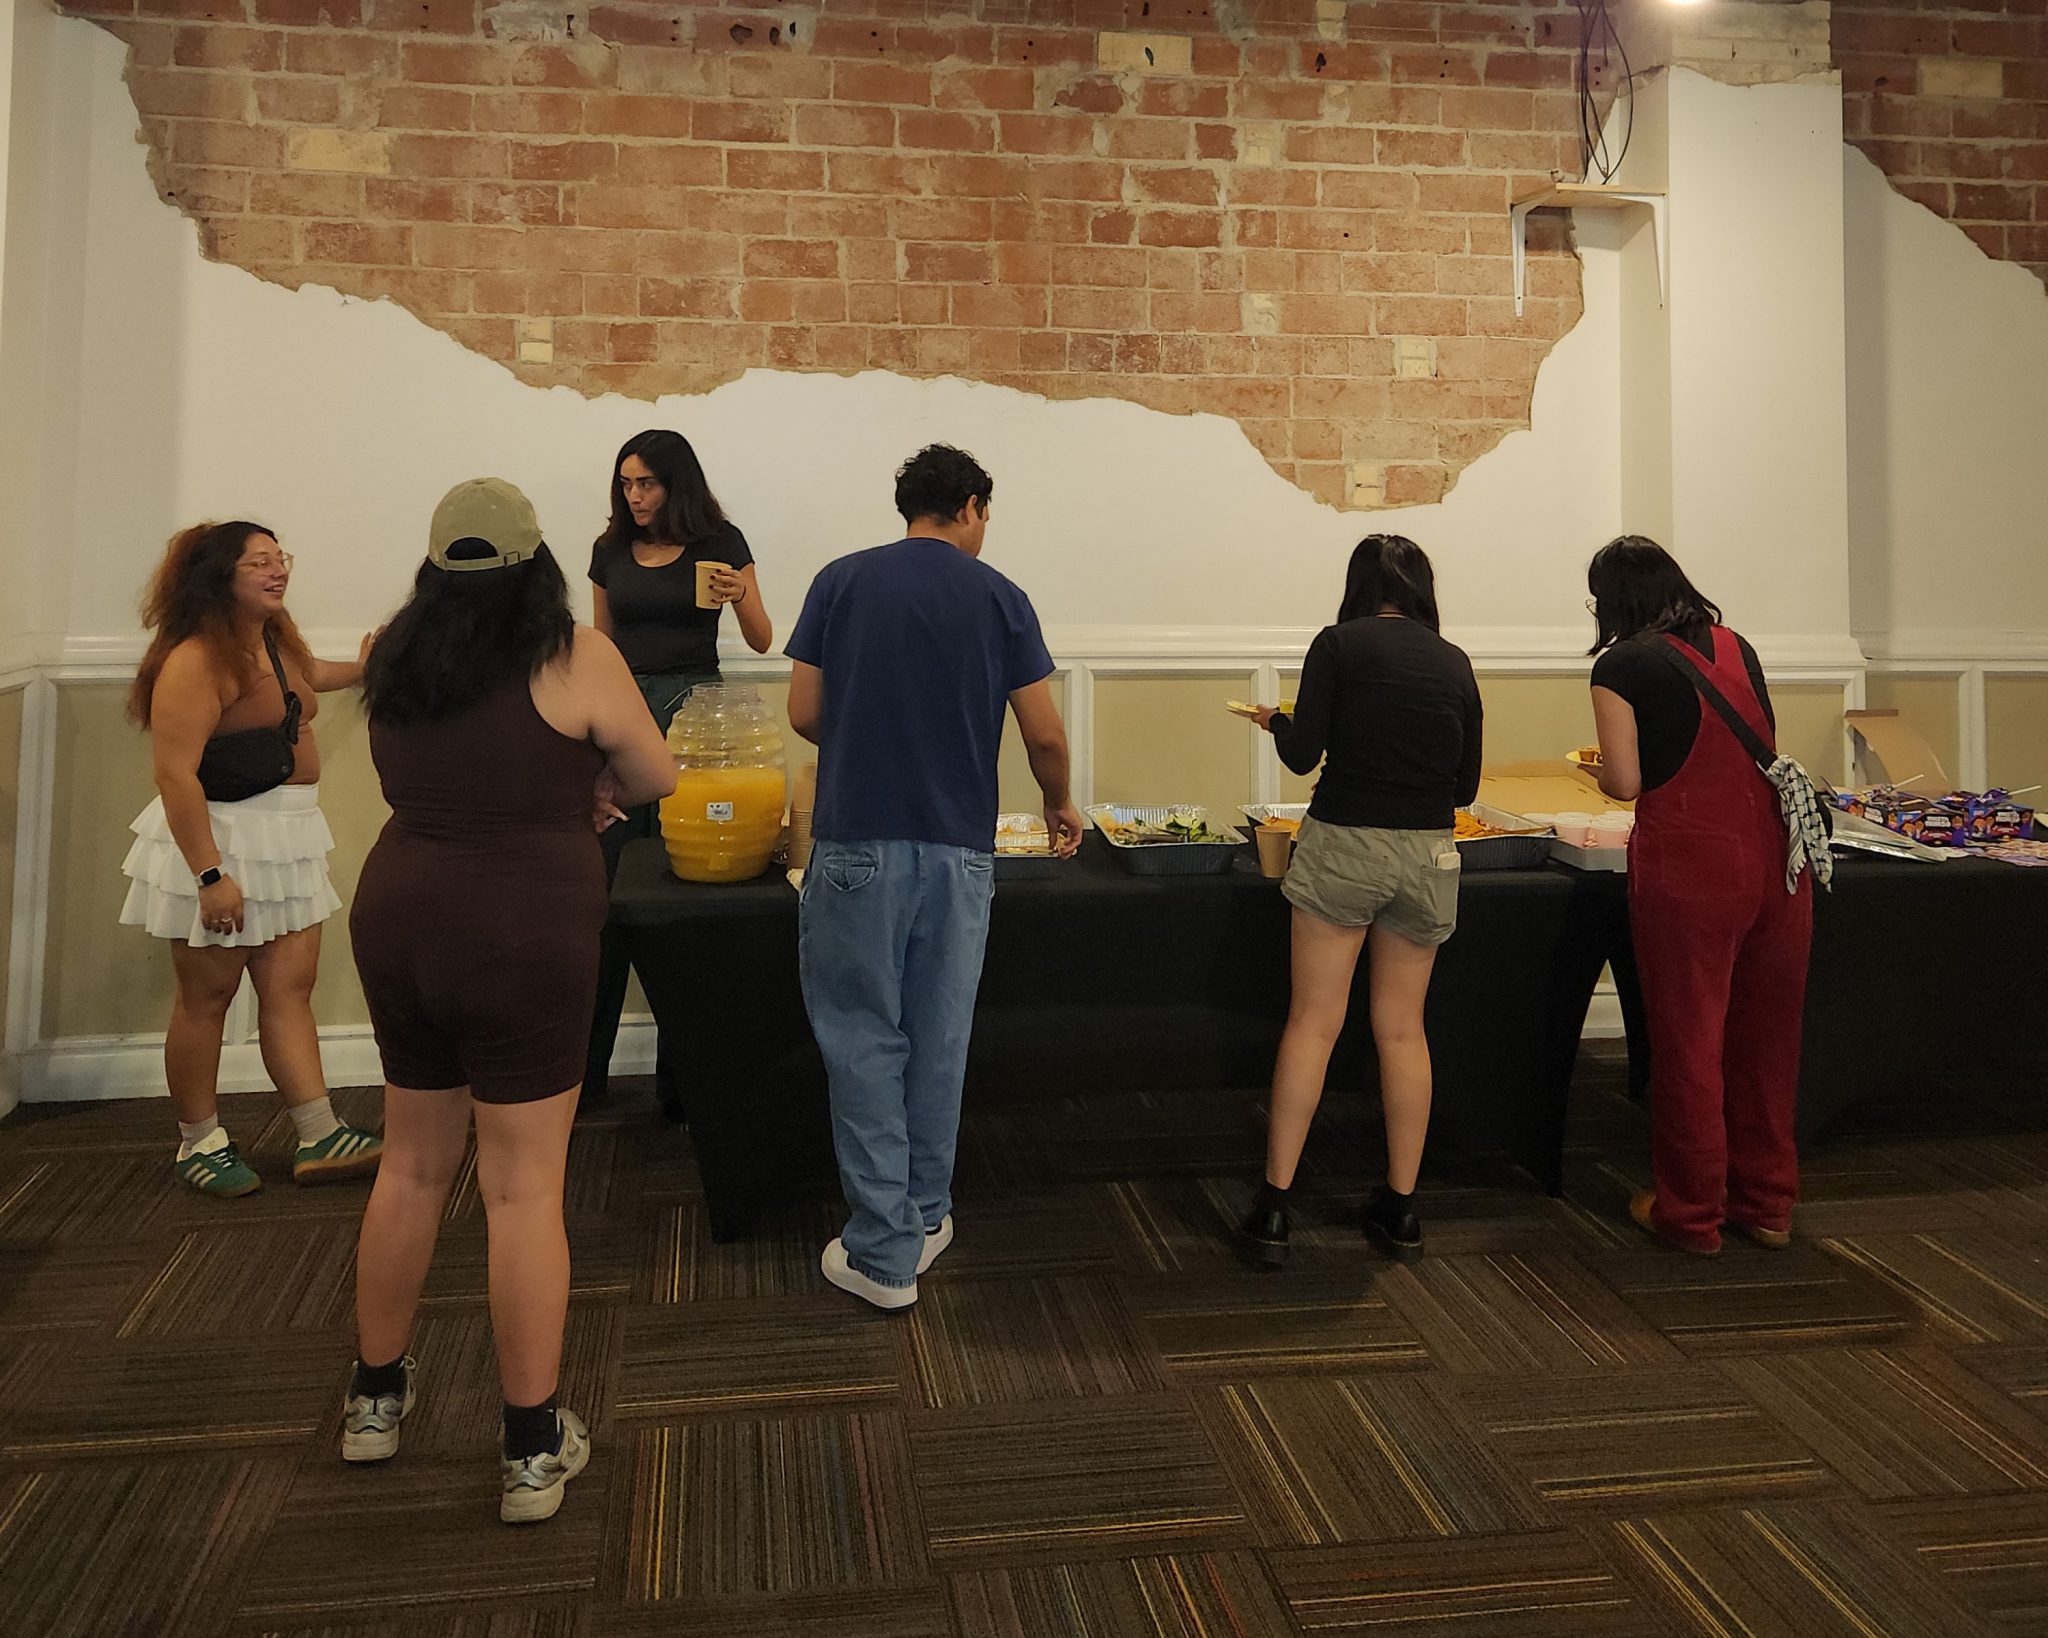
<box><xmin>120</xmin><ymin>783</ymin><xmax>341</xmax><ymax>948</ymax></box>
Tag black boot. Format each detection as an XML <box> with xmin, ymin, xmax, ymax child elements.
<box><xmin>1238</xmin><ymin>1182</ymin><xmax>1291</xmax><ymax>1267</ymax></box>
<box><xmin>1363</xmin><ymin>1184</ymin><xmax>1423</xmax><ymax>1260</ymax></box>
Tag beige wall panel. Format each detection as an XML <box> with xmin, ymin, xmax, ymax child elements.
<box><xmin>1986</xmin><ymin>675</ymin><xmax>2048</xmax><ymax>795</ymax></box>
<box><xmin>1769</xmin><ymin>683</ymin><xmax>1849</xmax><ymax>785</ymax></box>
<box><xmin>1094</xmin><ymin>674</ymin><xmax>1259</xmax><ymax>819</ymax></box>
<box><xmin>308</xmin><ymin>692</ymin><xmax>384</xmax><ymax>1029</ymax></box>
<box><xmin>1478</xmin><ymin>675</ymin><xmax>1598</xmax><ymax>768</ymax></box>
<box><xmin>1861</xmin><ymin>674</ymin><xmax>1960</xmax><ymax>787</ymax></box>
<box><xmin>0</xmin><ymin>687</ymin><xmax>22</xmax><ymax>1028</ymax></box>
<box><xmin>44</xmin><ymin>682</ymin><xmax>173</xmax><ymax>1038</ymax></box>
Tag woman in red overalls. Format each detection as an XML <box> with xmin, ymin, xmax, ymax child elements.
<box><xmin>1586</xmin><ymin>538</ymin><xmax>1814</xmax><ymax>1255</ymax></box>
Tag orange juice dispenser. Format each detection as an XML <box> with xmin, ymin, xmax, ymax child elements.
<box><xmin>659</xmin><ymin>685</ymin><xmax>788</xmax><ymax>882</ymax></box>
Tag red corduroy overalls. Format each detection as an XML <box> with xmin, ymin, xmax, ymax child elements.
<box><xmin>1628</xmin><ymin>628</ymin><xmax>1815</xmax><ymax>1252</ymax></box>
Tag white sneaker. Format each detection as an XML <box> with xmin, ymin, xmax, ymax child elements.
<box><xmin>500</xmin><ymin>1409</ymin><xmax>591</xmax><ymax>1525</ymax></box>
<box><xmin>917</xmin><ymin>1214</ymin><xmax>954</xmax><ymax>1275</ymax></box>
<box><xmin>341</xmin><ymin>1356</ymin><xmax>416</xmax><ymax>1463</ymax></box>
<box><xmin>821</xmin><ymin>1238</ymin><xmax>918</xmax><ymax>1310</ymax></box>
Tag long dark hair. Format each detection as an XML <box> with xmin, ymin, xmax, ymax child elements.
<box><xmin>595</xmin><ymin>429</ymin><xmax>726</xmax><ymax>559</ymax></box>
<box><xmin>130</xmin><ymin>520</ymin><xmax>312</xmax><ymax>727</ymax></box>
<box><xmin>362</xmin><ymin>546</ymin><xmax>575</xmax><ymax>726</ymax></box>
<box><xmin>1586</xmin><ymin>535</ymin><xmax>1722</xmax><ymax>654</ymax></box>
<box><xmin>1336</xmin><ymin>534</ymin><xmax>1440</xmax><ymax>631</ymax></box>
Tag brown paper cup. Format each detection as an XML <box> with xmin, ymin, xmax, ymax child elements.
<box><xmin>695</xmin><ymin>559</ymin><xmax>731</xmax><ymax>610</ymax></box>
<box><xmin>1255</xmin><ymin>824</ymin><xmax>1293</xmax><ymax>879</ymax></box>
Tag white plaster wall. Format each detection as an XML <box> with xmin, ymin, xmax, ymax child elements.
<box><xmin>1843</xmin><ymin>146</ymin><xmax>2048</xmax><ymax>656</ymax></box>
<box><xmin>11</xmin><ymin>17</ymin><xmax>1886</xmax><ymax>672</ymax></box>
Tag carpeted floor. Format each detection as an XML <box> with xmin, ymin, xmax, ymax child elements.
<box><xmin>1</xmin><ymin>1048</ymin><xmax>2045</xmax><ymax>1637</ymax></box>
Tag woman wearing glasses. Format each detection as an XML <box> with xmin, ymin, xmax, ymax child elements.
<box><xmin>583</xmin><ymin>430</ymin><xmax>774</xmax><ymax>1113</ymax></box>
<box><xmin>123</xmin><ymin>522</ymin><xmax>382</xmax><ymax>1197</ymax></box>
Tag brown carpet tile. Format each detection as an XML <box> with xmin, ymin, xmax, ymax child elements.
<box><xmin>0</xmin><ymin>1053</ymin><xmax>2045</xmax><ymax>1637</ymax></box>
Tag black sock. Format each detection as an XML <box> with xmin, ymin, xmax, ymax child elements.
<box><xmin>1255</xmin><ymin>1179</ymin><xmax>1292</xmax><ymax>1211</ymax></box>
<box><xmin>1373</xmin><ymin>1183</ymin><xmax>1415</xmax><ymax>1210</ymax></box>
<box><xmin>351</xmin><ymin>1356</ymin><xmax>408</xmax><ymax>1399</ymax></box>
<box><xmin>503</xmin><ymin>1396</ymin><xmax>562</xmax><ymax>1461</ymax></box>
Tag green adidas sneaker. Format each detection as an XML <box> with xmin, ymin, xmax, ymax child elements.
<box><xmin>174</xmin><ymin>1141</ymin><xmax>262</xmax><ymax>1199</ymax></box>
<box><xmin>293</xmin><ymin>1124</ymin><xmax>384</xmax><ymax>1186</ymax></box>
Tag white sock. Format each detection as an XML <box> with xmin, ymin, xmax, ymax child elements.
<box><xmin>287</xmin><ymin>1095</ymin><xmax>342</xmax><ymax>1148</ymax></box>
<box><xmin>177</xmin><ymin>1119</ymin><xmax>229</xmax><ymax>1161</ymax></box>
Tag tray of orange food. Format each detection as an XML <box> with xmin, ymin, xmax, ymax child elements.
<box><xmin>1246</xmin><ymin>802</ymin><xmax>1553</xmax><ymax>871</ymax></box>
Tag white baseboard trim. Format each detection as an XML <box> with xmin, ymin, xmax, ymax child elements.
<box><xmin>14</xmin><ymin>1020</ymin><xmax>661</xmax><ymax>1104</ymax></box>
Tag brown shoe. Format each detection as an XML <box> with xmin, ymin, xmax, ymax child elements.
<box><xmin>1628</xmin><ymin>1190</ymin><xmax>1720</xmax><ymax>1256</ymax></box>
<box><xmin>1728</xmin><ymin>1220</ymin><xmax>1793</xmax><ymax>1249</ymax></box>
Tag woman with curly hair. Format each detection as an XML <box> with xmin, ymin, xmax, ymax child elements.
<box><xmin>122</xmin><ymin>520</ymin><xmax>382</xmax><ymax>1198</ymax></box>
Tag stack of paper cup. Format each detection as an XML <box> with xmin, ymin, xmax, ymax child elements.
<box><xmin>1590</xmin><ymin>812</ymin><xmax>1635</xmax><ymax>849</ymax></box>
<box><xmin>789</xmin><ymin>761</ymin><xmax>818</xmax><ymax>870</ymax></box>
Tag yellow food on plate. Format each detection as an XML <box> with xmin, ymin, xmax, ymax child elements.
<box><xmin>1224</xmin><ymin>700</ymin><xmax>1260</xmax><ymax>719</ymax></box>
<box><xmin>1572</xmin><ymin>745</ymin><xmax>1604</xmax><ymax>766</ymax></box>
<box><xmin>1453</xmin><ymin>812</ymin><xmax>1508</xmax><ymax>840</ymax></box>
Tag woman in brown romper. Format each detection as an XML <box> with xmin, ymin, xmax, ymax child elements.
<box><xmin>341</xmin><ymin>480</ymin><xmax>674</xmax><ymax>1525</ymax></box>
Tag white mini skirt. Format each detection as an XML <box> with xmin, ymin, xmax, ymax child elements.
<box><xmin>120</xmin><ymin>782</ymin><xmax>341</xmax><ymax>949</ymax></box>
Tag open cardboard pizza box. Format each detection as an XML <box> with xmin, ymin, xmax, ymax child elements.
<box><xmin>1476</xmin><ymin>760</ymin><xmax>1633</xmax><ymax>872</ymax></box>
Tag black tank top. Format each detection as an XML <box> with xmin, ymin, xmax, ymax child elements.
<box><xmin>370</xmin><ymin>671</ymin><xmax>605</xmax><ymax>843</ymax></box>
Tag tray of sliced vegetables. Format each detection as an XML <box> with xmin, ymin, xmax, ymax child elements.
<box><xmin>1087</xmin><ymin>804</ymin><xmax>1248</xmax><ymax>875</ymax></box>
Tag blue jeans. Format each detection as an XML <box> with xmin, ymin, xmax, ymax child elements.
<box><xmin>798</xmin><ymin>839</ymin><xmax>995</xmax><ymax>1286</ymax></box>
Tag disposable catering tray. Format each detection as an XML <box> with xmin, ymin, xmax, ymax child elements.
<box><xmin>1086</xmin><ymin>805</ymin><xmax>1247</xmax><ymax>876</ymax></box>
<box><xmin>1244</xmin><ymin>802</ymin><xmax>1555</xmax><ymax>872</ymax></box>
<box><xmin>994</xmin><ymin>813</ymin><xmax>1060</xmax><ymax>880</ymax></box>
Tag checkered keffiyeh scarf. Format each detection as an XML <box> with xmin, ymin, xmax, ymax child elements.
<box><xmin>1762</xmin><ymin>754</ymin><xmax>1835</xmax><ymax>894</ymax></box>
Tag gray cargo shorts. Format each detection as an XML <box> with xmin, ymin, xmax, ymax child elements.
<box><xmin>1281</xmin><ymin>816</ymin><xmax>1461</xmax><ymax>945</ymax></box>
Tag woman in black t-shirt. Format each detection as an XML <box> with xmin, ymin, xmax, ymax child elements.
<box><xmin>1586</xmin><ymin>536</ymin><xmax>1813</xmax><ymax>1257</ymax></box>
<box><xmin>585</xmin><ymin>429</ymin><xmax>775</xmax><ymax>1111</ymax></box>
<box><xmin>1240</xmin><ymin>535</ymin><xmax>1483</xmax><ymax>1268</ymax></box>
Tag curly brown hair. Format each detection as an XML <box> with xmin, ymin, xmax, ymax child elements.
<box><xmin>129</xmin><ymin>521</ymin><xmax>312</xmax><ymax>727</ymax></box>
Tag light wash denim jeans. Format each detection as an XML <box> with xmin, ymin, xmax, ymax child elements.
<box><xmin>798</xmin><ymin>839</ymin><xmax>995</xmax><ymax>1286</ymax></box>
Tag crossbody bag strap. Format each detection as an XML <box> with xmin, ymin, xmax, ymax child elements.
<box><xmin>264</xmin><ymin>628</ymin><xmax>303</xmax><ymax>744</ymax></box>
<box><xmin>1649</xmin><ymin>638</ymin><xmax>1773</xmax><ymax>772</ymax></box>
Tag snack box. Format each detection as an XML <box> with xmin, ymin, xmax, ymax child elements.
<box><xmin>1832</xmin><ymin>787</ymin><xmax>1981</xmax><ymax>848</ymax></box>
<box><xmin>1962</xmin><ymin>790</ymin><xmax>2036</xmax><ymax>842</ymax></box>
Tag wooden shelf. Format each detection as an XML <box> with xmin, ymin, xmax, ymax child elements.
<box><xmin>1510</xmin><ymin>183</ymin><xmax>1668</xmax><ymax>316</ymax></box>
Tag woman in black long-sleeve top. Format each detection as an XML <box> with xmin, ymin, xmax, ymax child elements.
<box><xmin>1242</xmin><ymin>535</ymin><xmax>1483</xmax><ymax>1265</ymax></box>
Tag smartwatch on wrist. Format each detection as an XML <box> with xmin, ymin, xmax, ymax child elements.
<box><xmin>197</xmin><ymin>867</ymin><xmax>223</xmax><ymax>889</ymax></box>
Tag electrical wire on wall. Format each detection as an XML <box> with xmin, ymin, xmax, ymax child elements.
<box><xmin>1576</xmin><ymin>0</ymin><xmax>1635</xmax><ymax>183</ymax></box>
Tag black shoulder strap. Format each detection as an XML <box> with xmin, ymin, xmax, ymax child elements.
<box><xmin>1649</xmin><ymin>638</ymin><xmax>1774</xmax><ymax>772</ymax></box>
<box><xmin>264</xmin><ymin>628</ymin><xmax>303</xmax><ymax>743</ymax></box>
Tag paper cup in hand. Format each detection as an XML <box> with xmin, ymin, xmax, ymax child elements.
<box><xmin>695</xmin><ymin>560</ymin><xmax>731</xmax><ymax>610</ymax></box>
<box><xmin>1255</xmin><ymin>823</ymin><xmax>1294</xmax><ymax>880</ymax></box>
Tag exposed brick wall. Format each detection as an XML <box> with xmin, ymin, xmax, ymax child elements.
<box><xmin>1834</xmin><ymin>0</ymin><xmax>2048</xmax><ymax>286</ymax></box>
<box><xmin>64</xmin><ymin>1</ymin><xmax>1594</xmax><ymax>509</ymax></box>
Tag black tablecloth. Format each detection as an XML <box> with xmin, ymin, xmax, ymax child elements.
<box><xmin>615</xmin><ymin>839</ymin><xmax>2048</xmax><ymax>1238</ymax></box>
<box><xmin>1574</xmin><ymin>852</ymin><xmax>2048</xmax><ymax>1139</ymax></box>
<box><xmin>614</xmin><ymin>837</ymin><xmax>1589</xmax><ymax>1237</ymax></box>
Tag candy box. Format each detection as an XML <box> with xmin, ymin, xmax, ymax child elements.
<box><xmin>1960</xmin><ymin>789</ymin><xmax>2036</xmax><ymax>843</ymax></box>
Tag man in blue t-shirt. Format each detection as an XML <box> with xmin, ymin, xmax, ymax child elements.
<box><xmin>786</xmin><ymin>444</ymin><xmax>1083</xmax><ymax>1310</ymax></box>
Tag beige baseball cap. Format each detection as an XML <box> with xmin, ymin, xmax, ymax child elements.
<box><xmin>428</xmin><ymin>478</ymin><xmax>544</xmax><ymax>572</ymax></box>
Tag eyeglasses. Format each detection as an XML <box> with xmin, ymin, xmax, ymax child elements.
<box><xmin>1585</xmin><ymin>597</ymin><xmax>1598</xmax><ymax>615</ymax></box>
<box><xmin>242</xmin><ymin>552</ymin><xmax>295</xmax><ymax>574</ymax></box>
